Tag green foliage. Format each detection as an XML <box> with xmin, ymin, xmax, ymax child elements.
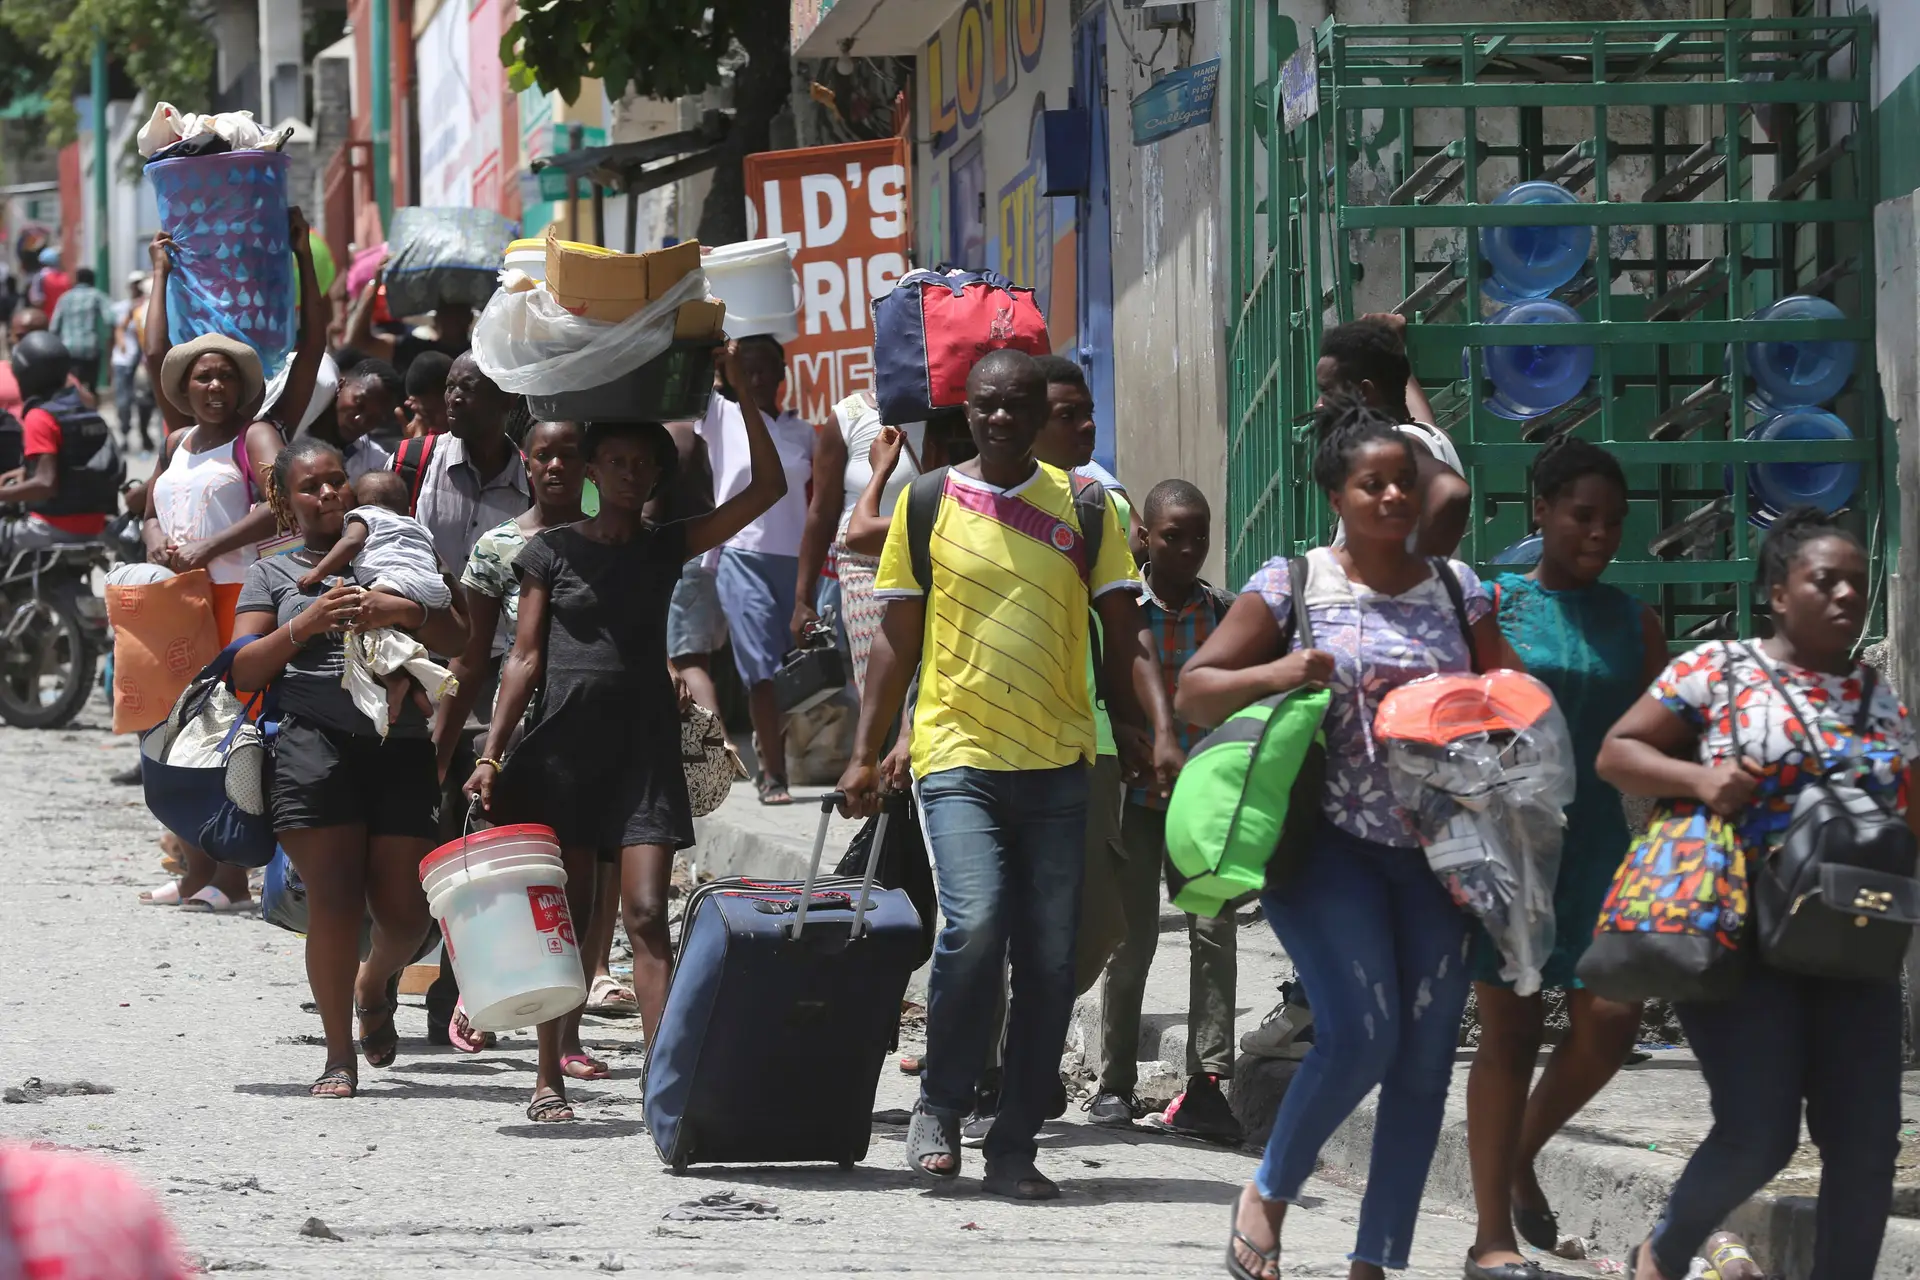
<box><xmin>502</xmin><ymin>0</ymin><xmax>738</xmax><ymax>106</ymax></box>
<box><xmin>1</xmin><ymin>0</ymin><xmax>213</xmax><ymax>144</ymax></box>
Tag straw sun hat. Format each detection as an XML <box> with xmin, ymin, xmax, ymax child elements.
<box><xmin>160</xmin><ymin>334</ymin><xmax>266</xmax><ymax>419</ymax></box>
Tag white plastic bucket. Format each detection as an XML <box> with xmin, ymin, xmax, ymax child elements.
<box><xmin>419</xmin><ymin>824</ymin><xmax>585</xmax><ymax>1032</ymax></box>
<box><xmin>705</xmin><ymin>238</ymin><xmax>798</xmax><ymax>341</ymax></box>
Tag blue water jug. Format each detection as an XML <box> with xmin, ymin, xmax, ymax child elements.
<box><xmin>1741</xmin><ymin>296</ymin><xmax>1854</xmax><ymax>408</ymax></box>
<box><xmin>1490</xmin><ymin>532</ymin><xmax>1544</xmax><ymax>566</ymax></box>
<box><xmin>1480</xmin><ymin>182</ymin><xmax>1592</xmax><ymax>299</ymax></box>
<box><xmin>1744</xmin><ymin>409</ymin><xmax>1860</xmax><ymax>518</ymax></box>
<box><xmin>1480</xmin><ymin>299</ymin><xmax>1595</xmax><ymax>420</ymax></box>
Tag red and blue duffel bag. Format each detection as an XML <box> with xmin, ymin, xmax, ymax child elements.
<box><xmin>871</xmin><ymin>266</ymin><xmax>1050</xmax><ymax>425</ymax></box>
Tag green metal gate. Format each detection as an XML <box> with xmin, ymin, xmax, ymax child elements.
<box><xmin>1225</xmin><ymin>11</ymin><xmax>1883</xmax><ymax>644</ymax></box>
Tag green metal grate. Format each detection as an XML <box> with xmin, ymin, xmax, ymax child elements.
<box><xmin>1224</xmin><ymin>13</ymin><xmax>1883</xmax><ymax>645</ymax></box>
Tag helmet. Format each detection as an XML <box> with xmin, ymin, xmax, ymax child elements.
<box><xmin>10</xmin><ymin>329</ymin><xmax>72</xmax><ymax>401</ymax></box>
<box><xmin>37</xmin><ymin>247</ymin><xmax>59</xmax><ymax>268</ymax></box>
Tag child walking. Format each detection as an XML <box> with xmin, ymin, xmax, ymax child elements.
<box><xmin>1086</xmin><ymin>479</ymin><xmax>1244</xmax><ymax>1145</ymax></box>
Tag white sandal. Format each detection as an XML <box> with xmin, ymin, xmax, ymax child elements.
<box><xmin>139</xmin><ymin>881</ymin><xmax>183</xmax><ymax>906</ymax></box>
<box><xmin>179</xmin><ymin>885</ymin><xmax>255</xmax><ymax>914</ymax></box>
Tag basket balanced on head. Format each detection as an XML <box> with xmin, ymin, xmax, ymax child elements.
<box><xmin>148</xmin><ymin>150</ymin><xmax>296</xmax><ymax>378</ymax></box>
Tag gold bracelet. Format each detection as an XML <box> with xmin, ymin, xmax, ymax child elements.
<box><xmin>475</xmin><ymin>757</ymin><xmax>503</xmax><ymax>771</ymax></box>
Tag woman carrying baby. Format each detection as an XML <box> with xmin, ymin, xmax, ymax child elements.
<box><xmin>230</xmin><ymin>437</ymin><xmax>470</xmax><ymax>1098</ymax></box>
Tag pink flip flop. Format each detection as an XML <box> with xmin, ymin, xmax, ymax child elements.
<box><xmin>561</xmin><ymin>1053</ymin><xmax>609</xmax><ymax>1080</ymax></box>
<box><xmin>447</xmin><ymin>1000</ymin><xmax>496</xmax><ymax>1054</ymax></box>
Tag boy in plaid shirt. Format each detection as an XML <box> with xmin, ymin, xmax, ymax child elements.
<box><xmin>1086</xmin><ymin>479</ymin><xmax>1244</xmax><ymax>1144</ymax></box>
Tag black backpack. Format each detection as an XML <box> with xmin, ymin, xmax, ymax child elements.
<box><xmin>1737</xmin><ymin>647</ymin><xmax>1920</xmax><ymax>980</ymax></box>
<box><xmin>25</xmin><ymin>387</ymin><xmax>122</xmax><ymax>517</ymax></box>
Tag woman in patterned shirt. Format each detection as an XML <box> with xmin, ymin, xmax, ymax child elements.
<box><xmin>1181</xmin><ymin>399</ymin><xmax>1515</xmax><ymax>1280</ymax></box>
<box><xmin>1598</xmin><ymin>507</ymin><xmax>1919</xmax><ymax>1280</ymax></box>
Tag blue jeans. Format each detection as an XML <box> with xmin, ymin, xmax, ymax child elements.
<box><xmin>1651</xmin><ymin>964</ymin><xmax>1901</xmax><ymax>1278</ymax></box>
<box><xmin>1257</xmin><ymin>823</ymin><xmax>1473</xmax><ymax>1269</ymax></box>
<box><xmin>916</xmin><ymin>763</ymin><xmax>1089</xmax><ymax>1163</ymax></box>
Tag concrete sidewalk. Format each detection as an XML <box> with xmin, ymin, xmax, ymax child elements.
<box><xmin>699</xmin><ymin>786</ymin><xmax>1920</xmax><ymax>1277</ymax></box>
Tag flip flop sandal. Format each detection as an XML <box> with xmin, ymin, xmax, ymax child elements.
<box><xmin>560</xmin><ymin>1053</ymin><xmax>608</xmax><ymax>1080</ymax></box>
<box><xmin>898</xmin><ymin>1053</ymin><xmax>924</xmax><ymax>1075</ymax></box>
<box><xmin>585</xmin><ymin>975</ymin><xmax>638</xmax><ymax>1016</ymax></box>
<box><xmin>756</xmin><ymin>776</ymin><xmax>793</xmax><ymax>806</ymax></box>
<box><xmin>1513</xmin><ymin>1202</ymin><xmax>1559</xmax><ymax>1252</ymax></box>
<box><xmin>179</xmin><ymin>886</ymin><xmax>255</xmax><ymax>914</ymax></box>
<box><xmin>1465</xmin><ymin>1256</ymin><xmax>1543</xmax><ymax>1280</ymax></box>
<box><xmin>526</xmin><ymin>1091</ymin><xmax>574</xmax><ymax>1123</ymax></box>
<box><xmin>447</xmin><ymin>1000</ymin><xmax>495</xmax><ymax>1054</ymax></box>
<box><xmin>357</xmin><ymin>1002</ymin><xmax>399</xmax><ymax>1069</ymax></box>
<box><xmin>981</xmin><ymin>1157</ymin><xmax>1059</xmax><ymax>1201</ymax></box>
<box><xmin>139</xmin><ymin>881</ymin><xmax>183</xmax><ymax>906</ymax></box>
<box><xmin>309</xmin><ymin>1066</ymin><xmax>357</xmax><ymax>1099</ymax></box>
<box><xmin>905</xmin><ymin>1106</ymin><xmax>960</xmax><ymax>1180</ymax></box>
<box><xmin>1225</xmin><ymin>1198</ymin><xmax>1281</xmax><ymax>1280</ymax></box>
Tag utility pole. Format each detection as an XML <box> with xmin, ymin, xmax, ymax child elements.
<box><xmin>91</xmin><ymin>36</ymin><xmax>108</xmax><ymax>284</ymax></box>
<box><xmin>370</xmin><ymin>0</ymin><xmax>393</xmax><ymax>225</ymax></box>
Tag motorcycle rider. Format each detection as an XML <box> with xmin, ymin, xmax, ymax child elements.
<box><xmin>0</xmin><ymin>330</ymin><xmax>123</xmax><ymax>558</ymax></box>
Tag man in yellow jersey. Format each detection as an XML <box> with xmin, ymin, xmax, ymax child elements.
<box><xmin>839</xmin><ymin>349</ymin><xmax>1181</xmax><ymax>1200</ymax></box>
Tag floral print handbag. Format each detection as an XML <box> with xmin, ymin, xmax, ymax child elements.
<box><xmin>681</xmin><ymin>700</ymin><xmax>746</xmax><ymax>818</ymax></box>
<box><xmin>1576</xmin><ymin>799</ymin><xmax>1749</xmax><ymax>1004</ymax></box>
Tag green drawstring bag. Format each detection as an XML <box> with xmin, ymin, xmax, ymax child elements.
<box><xmin>1164</xmin><ymin>557</ymin><xmax>1329</xmax><ymax>916</ymax></box>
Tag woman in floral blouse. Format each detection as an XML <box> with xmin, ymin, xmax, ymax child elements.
<box><xmin>1181</xmin><ymin>399</ymin><xmax>1515</xmax><ymax>1280</ymax></box>
<box><xmin>1598</xmin><ymin>506</ymin><xmax>1919</xmax><ymax>1280</ymax></box>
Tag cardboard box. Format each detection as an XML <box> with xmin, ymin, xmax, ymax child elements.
<box><xmin>673</xmin><ymin>299</ymin><xmax>727</xmax><ymax>340</ymax></box>
<box><xmin>545</xmin><ymin>233</ymin><xmax>708</xmax><ymax>323</ymax></box>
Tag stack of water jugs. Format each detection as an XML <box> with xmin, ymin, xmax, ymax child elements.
<box><xmin>1476</xmin><ymin>181</ymin><xmax>1595</xmax><ymax>421</ymax></box>
<box><xmin>1729</xmin><ymin>295</ymin><xmax>1859</xmax><ymax>525</ymax></box>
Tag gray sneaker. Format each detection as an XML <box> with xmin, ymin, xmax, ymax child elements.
<box><xmin>1082</xmin><ymin>1091</ymin><xmax>1139</xmax><ymax>1128</ymax></box>
<box><xmin>1240</xmin><ymin>988</ymin><xmax>1314</xmax><ymax>1060</ymax></box>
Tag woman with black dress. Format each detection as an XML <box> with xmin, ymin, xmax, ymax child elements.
<box><xmin>467</xmin><ymin>342</ymin><xmax>788</xmax><ymax>1122</ymax></box>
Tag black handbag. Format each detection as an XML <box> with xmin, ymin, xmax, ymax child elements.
<box><xmin>1741</xmin><ymin>648</ymin><xmax>1920</xmax><ymax>982</ymax></box>
<box><xmin>773</xmin><ymin>613</ymin><xmax>847</xmax><ymax>715</ymax></box>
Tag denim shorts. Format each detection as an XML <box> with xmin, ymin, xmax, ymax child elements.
<box><xmin>667</xmin><ymin>559</ymin><xmax>728</xmax><ymax>661</ymax></box>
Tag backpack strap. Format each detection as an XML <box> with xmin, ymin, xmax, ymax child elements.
<box><xmin>1284</xmin><ymin>556</ymin><xmax>1317</xmax><ymax>651</ymax></box>
<box><xmin>1429</xmin><ymin>557</ymin><xmax>1479</xmax><ymax>673</ymax></box>
<box><xmin>1855</xmin><ymin>665</ymin><xmax>1880</xmax><ymax>735</ymax></box>
<box><xmin>904</xmin><ymin>466</ymin><xmax>949</xmax><ymax>594</ymax></box>
<box><xmin>1202</xmin><ymin>582</ymin><xmax>1237</xmax><ymax>625</ymax></box>
<box><xmin>393</xmin><ymin>433</ymin><xmax>441</xmax><ymax>517</ymax></box>
<box><xmin>1067</xmin><ymin>473</ymin><xmax>1107</xmax><ymax>587</ymax></box>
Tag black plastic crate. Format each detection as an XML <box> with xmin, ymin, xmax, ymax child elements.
<box><xmin>525</xmin><ymin>340</ymin><xmax>719</xmax><ymax>423</ymax></box>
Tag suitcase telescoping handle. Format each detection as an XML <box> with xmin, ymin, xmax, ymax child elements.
<box><xmin>791</xmin><ymin>791</ymin><xmax>890</xmax><ymax>941</ymax></box>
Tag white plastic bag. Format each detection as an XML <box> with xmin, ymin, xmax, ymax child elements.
<box><xmin>137</xmin><ymin>103</ymin><xmax>270</xmax><ymax>158</ymax></box>
<box><xmin>470</xmin><ymin>268</ymin><xmax>710</xmax><ymax>395</ymax></box>
<box><xmin>1376</xmin><ymin>671</ymin><xmax>1574</xmax><ymax>996</ymax></box>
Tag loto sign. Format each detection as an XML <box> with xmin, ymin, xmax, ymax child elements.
<box><xmin>744</xmin><ymin>137</ymin><xmax>911</xmax><ymax>423</ymax></box>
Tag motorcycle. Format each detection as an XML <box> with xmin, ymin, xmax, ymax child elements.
<box><xmin>0</xmin><ymin>538</ymin><xmax>111</xmax><ymax>729</ymax></box>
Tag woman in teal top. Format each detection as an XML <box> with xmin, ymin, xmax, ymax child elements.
<box><xmin>1464</xmin><ymin>437</ymin><xmax>1669</xmax><ymax>1279</ymax></box>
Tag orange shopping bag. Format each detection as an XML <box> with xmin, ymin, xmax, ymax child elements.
<box><xmin>106</xmin><ymin>569</ymin><xmax>222</xmax><ymax>735</ymax></box>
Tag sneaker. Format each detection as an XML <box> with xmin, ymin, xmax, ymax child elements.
<box><xmin>1240</xmin><ymin>981</ymin><xmax>1315</xmax><ymax>1060</ymax></box>
<box><xmin>960</xmin><ymin>1073</ymin><xmax>1000</xmax><ymax>1148</ymax></box>
<box><xmin>1083</xmin><ymin>1091</ymin><xmax>1140</xmax><ymax>1128</ymax></box>
<box><xmin>1146</xmin><ymin>1074</ymin><xmax>1243</xmax><ymax>1146</ymax></box>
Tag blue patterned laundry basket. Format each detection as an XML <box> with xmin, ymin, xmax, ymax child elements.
<box><xmin>149</xmin><ymin>152</ymin><xmax>296</xmax><ymax>379</ymax></box>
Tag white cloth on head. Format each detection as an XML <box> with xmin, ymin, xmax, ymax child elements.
<box><xmin>342</xmin><ymin>628</ymin><xmax>458</xmax><ymax>741</ymax></box>
<box><xmin>346</xmin><ymin>505</ymin><xmax>450</xmax><ymax>609</ymax></box>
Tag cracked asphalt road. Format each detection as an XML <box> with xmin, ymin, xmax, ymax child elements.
<box><xmin>0</xmin><ymin>713</ymin><xmax>1574</xmax><ymax>1278</ymax></box>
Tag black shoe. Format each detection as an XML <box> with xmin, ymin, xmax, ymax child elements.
<box><xmin>1083</xmin><ymin>1091</ymin><xmax>1139</xmax><ymax>1127</ymax></box>
<box><xmin>110</xmin><ymin>764</ymin><xmax>141</xmax><ymax>786</ymax></box>
<box><xmin>1146</xmin><ymin>1073</ymin><xmax>1243</xmax><ymax>1145</ymax></box>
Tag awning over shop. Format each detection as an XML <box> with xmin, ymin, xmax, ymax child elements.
<box><xmin>791</xmin><ymin>0</ymin><xmax>941</xmax><ymax>60</ymax></box>
<box><xmin>529</xmin><ymin>111</ymin><xmax>732</xmax><ymax>197</ymax></box>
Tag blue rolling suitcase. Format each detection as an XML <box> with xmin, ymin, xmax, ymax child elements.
<box><xmin>644</xmin><ymin>792</ymin><xmax>923</xmax><ymax>1171</ymax></box>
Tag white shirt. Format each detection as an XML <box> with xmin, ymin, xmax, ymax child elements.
<box><xmin>833</xmin><ymin>393</ymin><xmax>925</xmax><ymax>545</ymax></box>
<box><xmin>344</xmin><ymin>435</ymin><xmax>393</xmax><ymax>482</ymax></box>
<box><xmin>699</xmin><ymin>394</ymin><xmax>815</xmax><ymax>558</ymax></box>
<box><xmin>151</xmin><ymin>427</ymin><xmax>257</xmax><ymax>585</ymax></box>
